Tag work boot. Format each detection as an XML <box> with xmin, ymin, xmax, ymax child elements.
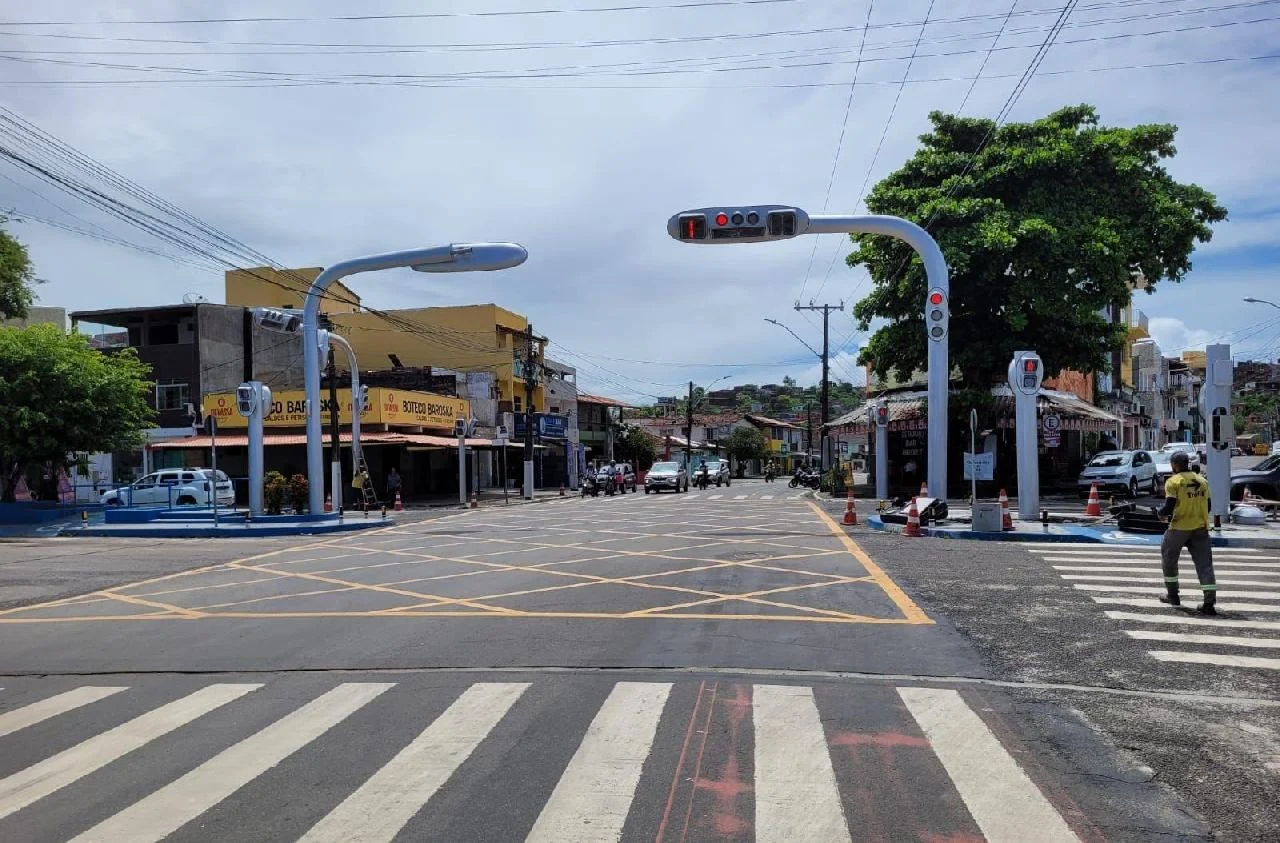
<box><xmin>1197</xmin><ymin>593</ymin><xmax>1217</xmax><ymax>616</ymax></box>
<box><xmin>1158</xmin><ymin>589</ymin><xmax>1180</xmax><ymax>607</ymax></box>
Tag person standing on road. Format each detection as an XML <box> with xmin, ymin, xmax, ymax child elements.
<box><xmin>386</xmin><ymin>466</ymin><xmax>402</xmax><ymax>501</ymax></box>
<box><xmin>1158</xmin><ymin>450</ymin><xmax>1217</xmax><ymax>615</ymax></box>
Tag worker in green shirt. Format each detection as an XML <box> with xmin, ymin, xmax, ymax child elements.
<box><xmin>1157</xmin><ymin>450</ymin><xmax>1217</xmax><ymax>615</ymax></box>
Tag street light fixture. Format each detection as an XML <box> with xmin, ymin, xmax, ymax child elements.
<box><xmin>763</xmin><ymin>318</ymin><xmax>821</xmax><ymax>361</ymax></box>
<box><xmin>1243</xmin><ymin>297</ymin><xmax>1280</xmax><ymax>311</ymax></box>
<box><xmin>301</xmin><ymin>243</ymin><xmax>528</xmax><ymax>515</ymax></box>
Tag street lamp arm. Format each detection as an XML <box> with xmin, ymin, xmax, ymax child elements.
<box><xmin>1243</xmin><ymin>297</ymin><xmax>1280</xmax><ymax>310</ymax></box>
<box><xmin>807</xmin><ymin>215</ymin><xmax>949</xmax><ymax>299</ymax></box>
<box><xmin>764</xmin><ymin>318</ymin><xmax>822</xmax><ymax>361</ymax></box>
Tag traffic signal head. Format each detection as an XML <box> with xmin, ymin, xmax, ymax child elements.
<box><xmin>875</xmin><ymin>404</ymin><xmax>890</xmax><ymax>427</ymax></box>
<box><xmin>669</xmin><ymin>205</ymin><xmax>809</xmax><ymax>243</ymax></box>
<box><xmin>924</xmin><ymin>288</ymin><xmax>948</xmax><ymax>342</ymax></box>
<box><xmin>1008</xmin><ymin>351</ymin><xmax>1043</xmax><ymax>396</ymax></box>
<box><xmin>359</xmin><ymin>385</ymin><xmax>370</xmax><ymax>412</ymax></box>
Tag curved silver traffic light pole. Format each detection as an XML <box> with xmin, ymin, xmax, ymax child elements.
<box><xmin>668</xmin><ymin>206</ymin><xmax>951</xmax><ymax>500</ymax></box>
<box><xmin>321</xmin><ymin>331</ymin><xmax>362</xmax><ymax>485</ymax></box>
<box><xmin>302</xmin><ymin>244</ymin><xmax>528</xmax><ymax>515</ymax></box>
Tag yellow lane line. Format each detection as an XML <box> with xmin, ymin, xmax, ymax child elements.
<box><xmin>99</xmin><ymin>590</ymin><xmax>205</xmax><ymax>618</ymax></box>
<box><xmin>627</xmin><ymin>576</ymin><xmax>875</xmax><ymax>618</ymax></box>
<box><xmin>0</xmin><ymin>610</ymin><xmax>919</xmax><ymax>624</ymax></box>
<box><xmin>807</xmin><ymin>502</ymin><xmax>933</xmax><ymax>625</ymax></box>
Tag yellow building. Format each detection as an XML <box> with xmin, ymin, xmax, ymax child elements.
<box><xmin>224</xmin><ymin>269</ymin><xmax>545</xmax><ymax>415</ymax></box>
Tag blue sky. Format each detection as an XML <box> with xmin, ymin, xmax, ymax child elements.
<box><xmin>2</xmin><ymin>0</ymin><xmax>1278</xmax><ymax>401</ymax></box>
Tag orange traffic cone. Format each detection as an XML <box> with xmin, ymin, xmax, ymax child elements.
<box><xmin>470</xmin><ymin>490</ymin><xmax>478</xmax><ymax>509</ymax></box>
<box><xmin>919</xmin><ymin>482</ymin><xmax>929</xmax><ymax>497</ymax></box>
<box><xmin>323</xmin><ymin>493</ymin><xmax>332</xmax><ymax>513</ymax></box>
<box><xmin>1085</xmin><ymin>482</ymin><xmax>1102</xmax><ymax>517</ymax></box>
<box><xmin>999</xmin><ymin>488</ymin><xmax>1013</xmax><ymax>531</ymax></box>
<box><xmin>904</xmin><ymin>497</ymin><xmax>922</xmax><ymax>537</ymax></box>
<box><xmin>393</xmin><ymin>491</ymin><xmax>404</xmax><ymax>512</ymax></box>
<box><xmin>842</xmin><ymin>486</ymin><xmax>857</xmax><ymax>525</ymax></box>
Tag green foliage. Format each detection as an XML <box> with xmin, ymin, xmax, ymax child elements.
<box><xmin>848</xmin><ymin>105</ymin><xmax>1227</xmax><ymax>388</ymax></box>
<box><xmin>288</xmin><ymin>473</ymin><xmax>309</xmax><ymax>513</ymax></box>
<box><xmin>0</xmin><ymin>324</ymin><xmax>154</xmax><ymax>502</ymax></box>
<box><xmin>1234</xmin><ymin>391</ymin><xmax>1279</xmax><ymax>432</ymax></box>
<box><xmin>0</xmin><ymin>222</ymin><xmax>37</xmax><ymax>321</ymax></box>
<box><xmin>263</xmin><ymin>470</ymin><xmax>286</xmax><ymax>515</ymax></box>
<box><xmin>724</xmin><ymin>426</ymin><xmax>767</xmax><ymax>465</ymax></box>
<box><xmin>615</xmin><ymin>424</ymin><xmax>658</xmax><ymax>470</ymax></box>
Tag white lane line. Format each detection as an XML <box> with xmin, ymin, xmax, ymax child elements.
<box><xmin>526</xmin><ymin>682</ymin><xmax>671</xmax><ymax>843</ymax></box>
<box><xmin>1054</xmin><ymin>565</ymin><xmax>1280</xmax><ymax>576</ymax></box>
<box><xmin>708</xmin><ymin>494</ymin><xmax>724</xmax><ymax>500</ymax></box>
<box><xmin>1030</xmin><ymin>549</ymin><xmax>1265</xmax><ymax>557</ymax></box>
<box><xmin>72</xmin><ymin>683</ymin><xmax>393</xmax><ymax>843</ymax></box>
<box><xmin>1105</xmin><ymin>611</ymin><xmax>1280</xmax><ymax>630</ymax></box>
<box><xmin>301</xmin><ymin>682</ymin><xmax>528</xmax><ymax>843</ymax></box>
<box><xmin>1029</xmin><ymin>545</ymin><xmax>1263</xmax><ymax>554</ymax></box>
<box><xmin>0</xmin><ymin>686</ymin><xmax>127</xmax><ymax>739</ymax></box>
<box><xmin>1148</xmin><ymin>651</ymin><xmax>1280</xmax><ymax>670</ymax></box>
<box><xmin>734</xmin><ymin>495</ymin><xmax>748</xmax><ymax>500</ymax></box>
<box><xmin>1074</xmin><ymin>584</ymin><xmax>1280</xmax><ymax>599</ymax></box>
<box><xmin>897</xmin><ymin>687</ymin><xmax>1077</xmax><ymax>843</ymax></box>
<box><xmin>1125</xmin><ymin>630</ymin><xmax>1280</xmax><ymax>649</ymax></box>
<box><xmin>1044</xmin><ymin>559</ymin><xmax>1280</xmax><ymax>567</ymax></box>
<box><xmin>753</xmin><ymin>685</ymin><xmax>851</xmax><ymax>843</ymax></box>
<box><xmin>1063</xmin><ymin>575</ymin><xmax>1280</xmax><ymax>587</ymax></box>
<box><xmin>1092</xmin><ymin>596</ymin><xmax>1280</xmax><ymax>612</ymax></box>
<box><xmin>0</xmin><ymin>684</ymin><xmax>261</xmax><ymax>821</ymax></box>
<box><xmin>761</xmin><ymin>495</ymin><xmax>774</xmax><ymax>500</ymax></box>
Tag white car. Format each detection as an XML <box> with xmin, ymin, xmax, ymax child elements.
<box><xmin>101</xmin><ymin>468</ymin><xmax>235</xmax><ymax>507</ymax></box>
<box><xmin>1160</xmin><ymin>442</ymin><xmax>1201</xmax><ymax>472</ymax></box>
<box><xmin>1271</xmin><ymin>441</ymin><xmax>1280</xmax><ymax>456</ymax></box>
<box><xmin>1078</xmin><ymin>450</ymin><xmax>1159</xmax><ymax>498</ymax></box>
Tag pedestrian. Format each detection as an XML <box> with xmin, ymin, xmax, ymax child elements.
<box><xmin>1158</xmin><ymin>450</ymin><xmax>1216</xmax><ymax>615</ymax></box>
<box><xmin>386</xmin><ymin>466</ymin><xmax>402</xmax><ymax>500</ymax></box>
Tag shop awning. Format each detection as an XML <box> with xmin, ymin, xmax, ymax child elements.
<box><xmin>827</xmin><ymin>387</ymin><xmax>1122</xmax><ymax>435</ymax></box>
<box><xmin>149</xmin><ymin>431</ymin><xmax>517</xmax><ymax>449</ymax></box>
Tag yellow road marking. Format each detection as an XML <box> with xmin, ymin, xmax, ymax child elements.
<box><xmin>99</xmin><ymin>590</ymin><xmax>205</xmax><ymax>619</ymax></box>
<box><xmin>0</xmin><ymin>610</ymin><xmax>921</xmax><ymax>624</ymax></box>
<box><xmin>807</xmin><ymin>502</ymin><xmax>932</xmax><ymax>624</ymax></box>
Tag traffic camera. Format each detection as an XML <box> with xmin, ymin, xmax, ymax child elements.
<box><xmin>925</xmin><ymin>288</ymin><xmax>948</xmax><ymax>342</ymax></box>
<box><xmin>668</xmin><ymin>205</ymin><xmax>809</xmax><ymax>244</ymax></box>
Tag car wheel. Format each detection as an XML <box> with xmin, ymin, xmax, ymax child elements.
<box><xmin>1128</xmin><ymin>478</ymin><xmax>1138</xmax><ymax>498</ymax></box>
<box><xmin>107</xmin><ymin>498</ymin><xmax>122</xmax><ymax>506</ymax></box>
<box><xmin>644</xmin><ymin>487</ymin><xmax>650</xmax><ymax>494</ymax></box>
<box><xmin>177</xmin><ymin>495</ymin><xmax>197</xmax><ymax>506</ymax></box>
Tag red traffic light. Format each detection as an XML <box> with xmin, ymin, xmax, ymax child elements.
<box><xmin>928</xmin><ymin>291</ymin><xmax>944</xmax><ymax>305</ymax></box>
<box><xmin>715</xmin><ymin>212</ymin><xmax>729</xmax><ymax>226</ymax></box>
<box><xmin>1023</xmin><ymin>358</ymin><xmax>1038</xmax><ymax>372</ymax></box>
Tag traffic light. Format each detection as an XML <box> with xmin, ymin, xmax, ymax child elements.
<box><xmin>925</xmin><ymin>288</ymin><xmax>948</xmax><ymax>341</ymax></box>
<box><xmin>236</xmin><ymin>384</ymin><xmax>256</xmax><ymax>417</ymax></box>
<box><xmin>676</xmin><ymin>214</ymin><xmax>706</xmax><ymax>241</ymax></box>
<box><xmin>875</xmin><ymin>404</ymin><xmax>890</xmax><ymax>427</ymax></box>
<box><xmin>667</xmin><ymin>205</ymin><xmax>807</xmax><ymax>243</ymax></box>
<box><xmin>1021</xmin><ymin>357</ymin><xmax>1040</xmax><ymax>390</ymax></box>
<box><xmin>359</xmin><ymin>385</ymin><xmax>370</xmax><ymax>412</ymax></box>
<box><xmin>767</xmin><ymin>210</ymin><xmax>796</xmax><ymax>237</ymax></box>
<box><xmin>1008</xmin><ymin>351</ymin><xmax>1043</xmax><ymax>396</ymax></box>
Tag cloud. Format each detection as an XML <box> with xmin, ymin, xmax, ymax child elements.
<box><xmin>2</xmin><ymin>0</ymin><xmax>1277</xmax><ymax>399</ymax></box>
<box><xmin>1146</xmin><ymin>317</ymin><xmax>1217</xmax><ymax>358</ymax></box>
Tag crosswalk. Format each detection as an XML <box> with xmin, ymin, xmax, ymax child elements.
<box><xmin>0</xmin><ymin>677</ymin><xmax>1081</xmax><ymax>842</ymax></box>
<box><xmin>1028</xmin><ymin>544</ymin><xmax>1280</xmax><ymax>671</ymax></box>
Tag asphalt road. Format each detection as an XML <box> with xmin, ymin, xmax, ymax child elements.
<box><xmin>0</xmin><ymin>480</ymin><xmax>1257</xmax><ymax>841</ymax></box>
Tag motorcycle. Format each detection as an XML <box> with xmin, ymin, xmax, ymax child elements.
<box><xmin>581</xmin><ymin>474</ymin><xmax>599</xmax><ymax>497</ymax></box>
<box><xmin>788</xmin><ymin>468</ymin><xmax>821</xmax><ymax>489</ymax></box>
<box><xmin>764</xmin><ymin>468</ymin><xmax>776</xmax><ymax>483</ymax></box>
<box><xmin>695</xmin><ymin>469</ymin><xmax>710</xmax><ymax>490</ymax></box>
<box><xmin>604</xmin><ymin>473</ymin><xmax>617</xmax><ymax>496</ymax></box>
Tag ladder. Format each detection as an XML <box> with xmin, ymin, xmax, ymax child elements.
<box><xmin>354</xmin><ymin>451</ymin><xmax>379</xmax><ymax>511</ymax></box>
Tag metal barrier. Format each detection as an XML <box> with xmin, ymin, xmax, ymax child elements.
<box><xmin>64</xmin><ymin>477</ymin><xmax>248</xmax><ymax>511</ymax></box>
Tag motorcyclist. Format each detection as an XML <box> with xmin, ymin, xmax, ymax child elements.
<box><xmin>696</xmin><ymin>458</ymin><xmax>710</xmax><ymax>489</ymax></box>
<box><xmin>765</xmin><ymin>459</ymin><xmax>777</xmax><ymax>482</ymax></box>
<box><xmin>606</xmin><ymin>460</ymin><xmax>622</xmax><ymax>494</ymax></box>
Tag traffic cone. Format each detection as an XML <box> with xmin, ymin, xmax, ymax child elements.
<box><xmin>559</xmin><ymin>483</ymin><xmax>565</xmax><ymax>497</ymax></box>
<box><xmin>1085</xmin><ymin>482</ymin><xmax>1102</xmax><ymax>517</ymax></box>
<box><xmin>999</xmin><ymin>488</ymin><xmax>1013</xmax><ymax>530</ymax></box>
<box><xmin>324</xmin><ymin>493</ymin><xmax>332</xmax><ymax>513</ymax></box>
<box><xmin>469</xmin><ymin>490</ymin><xmax>478</xmax><ymax>509</ymax></box>
<box><xmin>904</xmin><ymin>497</ymin><xmax>922</xmax><ymax>537</ymax></box>
<box><xmin>393</xmin><ymin>491</ymin><xmax>404</xmax><ymax>512</ymax></box>
<box><xmin>842</xmin><ymin>486</ymin><xmax>857</xmax><ymax>525</ymax></box>
<box><xmin>919</xmin><ymin>482</ymin><xmax>929</xmax><ymax>497</ymax></box>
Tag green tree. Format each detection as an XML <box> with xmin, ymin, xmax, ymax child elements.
<box><xmin>615</xmin><ymin>424</ymin><xmax>658</xmax><ymax>470</ymax></box>
<box><xmin>849</xmin><ymin>105</ymin><xmax>1226</xmax><ymax>393</ymax></box>
<box><xmin>724</xmin><ymin>425</ymin><xmax>767</xmax><ymax>476</ymax></box>
<box><xmin>0</xmin><ymin>221</ymin><xmax>38</xmax><ymax>321</ymax></box>
<box><xmin>0</xmin><ymin>324</ymin><xmax>155</xmax><ymax>501</ymax></box>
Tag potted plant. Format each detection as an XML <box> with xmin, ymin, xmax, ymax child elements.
<box><xmin>263</xmin><ymin>471</ymin><xmax>286</xmax><ymax>515</ymax></box>
<box><xmin>288</xmin><ymin>473</ymin><xmax>309</xmax><ymax>514</ymax></box>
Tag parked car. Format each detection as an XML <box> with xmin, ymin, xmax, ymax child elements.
<box><xmin>1230</xmin><ymin>453</ymin><xmax>1280</xmax><ymax>501</ymax></box>
<box><xmin>101</xmin><ymin>468</ymin><xmax>235</xmax><ymax>507</ymax></box>
<box><xmin>644</xmin><ymin>461</ymin><xmax>687</xmax><ymax>494</ymax></box>
<box><xmin>694</xmin><ymin>458</ymin><xmax>731</xmax><ymax>487</ymax></box>
<box><xmin>1271</xmin><ymin>441</ymin><xmax>1280</xmax><ymax>456</ymax></box>
<box><xmin>1077</xmin><ymin>450</ymin><xmax>1159</xmax><ymax>498</ymax></box>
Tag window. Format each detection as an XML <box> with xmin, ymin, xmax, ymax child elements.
<box><xmin>155</xmin><ymin>380</ymin><xmax>189</xmax><ymax>411</ymax></box>
<box><xmin>147</xmin><ymin>322</ymin><xmax>179</xmax><ymax>345</ymax></box>
<box><xmin>514</xmin><ymin>396</ymin><xmax>522</xmax><ymax>413</ymax></box>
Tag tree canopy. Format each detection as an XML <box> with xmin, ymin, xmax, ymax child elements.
<box><xmin>615</xmin><ymin>424</ymin><xmax>658</xmax><ymax>471</ymax></box>
<box><xmin>0</xmin><ymin>324</ymin><xmax>155</xmax><ymax>501</ymax></box>
<box><xmin>849</xmin><ymin>105</ymin><xmax>1227</xmax><ymax>390</ymax></box>
<box><xmin>0</xmin><ymin>222</ymin><xmax>37</xmax><ymax>321</ymax></box>
<box><xmin>724</xmin><ymin>425</ymin><xmax>767</xmax><ymax>467</ymax></box>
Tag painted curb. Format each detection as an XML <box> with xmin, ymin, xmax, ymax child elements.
<box><xmin>866</xmin><ymin>515</ymin><xmax>1280</xmax><ymax>549</ymax></box>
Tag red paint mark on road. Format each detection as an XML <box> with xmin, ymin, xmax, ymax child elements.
<box><xmin>677</xmin><ymin>682</ymin><xmax>719</xmax><ymax>843</ymax></box>
<box><xmin>830</xmin><ymin>730</ymin><xmax>929</xmax><ymax>749</ymax></box>
<box><xmin>656</xmin><ymin>681</ymin><xmax>707</xmax><ymax>843</ymax></box>
<box><xmin>693</xmin><ymin>775</ymin><xmax>752</xmax><ymax>799</ymax></box>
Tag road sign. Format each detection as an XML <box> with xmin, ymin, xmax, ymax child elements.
<box><xmin>1043</xmin><ymin>413</ymin><xmax>1061</xmax><ymax>432</ymax></box>
<box><xmin>963</xmin><ymin>452</ymin><xmax>994</xmax><ymax>481</ymax></box>
<box><xmin>1044</xmin><ymin>432</ymin><xmax>1061</xmax><ymax>448</ymax></box>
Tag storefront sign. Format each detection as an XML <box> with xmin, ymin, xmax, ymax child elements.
<box><xmin>205</xmin><ymin>387</ymin><xmax>468</xmax><ymax>431</ymax></box>
<box><xmin>538</xmin><ymin>414</ymin><xmax>569</xmax><ymax>440</ymax></box>
<box><xmin>963</xmin><ymin>451</ymin><xmax>994</xmax><ymax>481</ymax></box>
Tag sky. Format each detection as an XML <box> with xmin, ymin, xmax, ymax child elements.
<box><xmin>2</xmin><ymin>0</ymin><xmax>1278</xmax><ymax>403</ymax></box>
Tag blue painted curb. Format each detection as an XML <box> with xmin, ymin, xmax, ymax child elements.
<box><xmin>62</xmin><ymin>517</ymin><xmax>393</xmax><ymax>538</ymax></box>
<box><xmin>866</xmin><ymin>515</ymin><xmax>1280</xmax><ymax>548</ymax></box>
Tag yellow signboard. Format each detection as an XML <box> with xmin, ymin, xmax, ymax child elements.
<box><xmin>205</xmin><ymin>387</ymin><xmax>469</xmax><ymax>430</ymax></box>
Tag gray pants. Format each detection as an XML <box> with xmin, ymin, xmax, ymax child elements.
<box><xmin>1160</xmin><ymin>527</ymin><xmax>1216</xmax><ymax>596</ymax></box>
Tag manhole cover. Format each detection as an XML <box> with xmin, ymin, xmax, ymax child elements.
<box><xmin>717</xmin><ymin>550</ymin><xmax>774</xmax><ymax>561</ymax></box>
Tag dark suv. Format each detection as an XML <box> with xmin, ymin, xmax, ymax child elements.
<box><xmin>1231</xmin><ymin>454</ymin><xmax>1280</xmax><ymax>501</ymax></box>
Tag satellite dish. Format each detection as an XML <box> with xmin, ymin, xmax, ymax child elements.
<box><xmin>182</xmin><ymin>292</ymin><xmax>209</xmax><ymax>304</ymax></box>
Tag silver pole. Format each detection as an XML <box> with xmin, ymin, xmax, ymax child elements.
<box><xmin>458</xmin><ymin>434</ymin><xmax>467</xmax><ymax>505</ymax></box>
<box><xmin>326</xmin><ymin>333</ymin><xmax>362</xmax><ymax>473</ymax></box>
<box><xmin>247</xmin><ymin>384</ymin><xmax>266</xmax><ymax>516</ymax></box>
<box><xmin>970</xmin><ymin>407</ymin><xmax>978</xmax><ymax>506</ymax></box>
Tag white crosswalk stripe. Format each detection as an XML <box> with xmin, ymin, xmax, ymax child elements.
<box><xmin>0</xmin><ymin>679</ymin><xmax>1085</xmax><ymax>839</ymax></box>
<box><xmin>0</xmin><ymin>686</ymin><xmax>125</xmax><ymax>739</ymax></box>
<box><xmin>1033</xmin><ymin>543</ymin><xmax>1280</xmax><ymax>672</ymax></box>
<box><xmin>0</xmin><ymin>683</ymin><xmax>260</xmax><ymax>821</ymax></box>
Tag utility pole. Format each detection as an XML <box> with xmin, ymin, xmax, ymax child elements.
<box><xmin>319</xmin><ymin>314</ymin><xmax>342</xmax><ymax>514</ymax></box>
<box><xmin>805</xmin><ymin>400</ymin><xmax>813</xmax><ymax>462</ymax></box>
<box><xmin>794</xmin><ymin>301</ymin><xmax>843</xmax><ymax>470</ymax></box>
<box><xmin>685</xmin><ymin>381</ymin><xmax>694</xmax><ymax>470</ymax></box>
<box><xmin>523</xmin><ymin>322</ymin><xmax>536</xmax><ymax>500</ymax></box>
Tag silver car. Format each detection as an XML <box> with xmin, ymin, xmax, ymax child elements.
<box><xmin>644</xmin><ymin>461</ymin><xmax>688</xmax><ymax>494</ymax></box>
<box><xmin>1078</xmin><ymin>450</ymin><xmax>1159</xmax><ymax>498</ymax></box>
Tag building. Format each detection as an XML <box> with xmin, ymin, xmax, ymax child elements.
<box><xmin>578</xmin><ymin>393</ymin><xmax>627</xmax><ymax>465</ymax></box>
<box><xmin>739</xmin><ymin>414</ymin><xmax>805</xmax><ymax>473</ymax></box>
<box><xmin>1</xmin><ymin>305</ymin><xmax>67</xmax><ymax>330</ymax></box>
